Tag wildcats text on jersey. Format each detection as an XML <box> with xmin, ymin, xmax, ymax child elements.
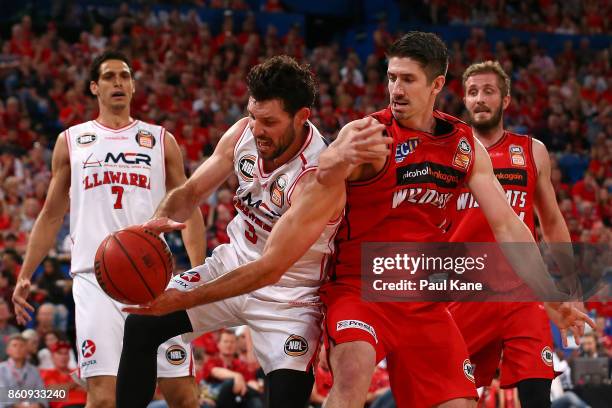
<box><xmin>393</xmin><ymin>188</ymin><xmax>453</xmax><ymax>209</ymax></box>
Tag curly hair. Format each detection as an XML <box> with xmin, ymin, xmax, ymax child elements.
<box><xmin>246</xmin><ymin>55</ymin><xmax>316</xmax><ymax>115</ymax></box>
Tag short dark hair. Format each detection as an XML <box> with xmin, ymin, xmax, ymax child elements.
<box><xmin>89</xmin><ymin>50</ymin><xmax>133</xmax><ymax>83</ymax></box>
<box><xmin>246</xmin><ymin>55</ymin><xmax>316</xmax><ymax>115</ymax></box>
<box><xmin>386</xmin><ymin>31</ymin><xmax>449</xmax><ymax>82</ymax></box>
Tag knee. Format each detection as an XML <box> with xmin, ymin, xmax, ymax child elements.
<box><xmin>87</xmin><ymin>392</ymin><xmax>116</xmax><ymax>408</ymax></box>
<box><xmin>165</xmin><ymin>393</ymin><xmax>198</xmax><ymax>408</ymax></box>
<box><xmin>124</xmin><ymin>314</ymin><xmax>158</xmax><ymax>347</ymax></box>
<box><xmin>332</xmin><ymin>355</ymin><xmax>375</xmax><ymax>392</ymax></box>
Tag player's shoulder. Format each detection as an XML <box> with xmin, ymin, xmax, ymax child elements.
<box><xmin>65</xmin><ymin>120</ymin><xmax>94</xmax><ymax>134</ymax></box>
<box><xmin>134</xmin><ymin>119</ymin><xmax>164</xmax><ymax>134</ymax></box>
<box><xmin>434</xmin><ymin>110</ymin><xmax>472</xmax><ymax>134</ymax></box>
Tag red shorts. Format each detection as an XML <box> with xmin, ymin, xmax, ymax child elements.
<box><xmin>448</xmin><ymin>302</ymin><xmax>554</xmax><ymax>388</ymax></box>
<box><xmin>321</xmin><ymin>282</ymin><xmax>478</xmax><ymax>408</ymax></box>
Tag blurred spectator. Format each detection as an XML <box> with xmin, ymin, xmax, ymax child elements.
<box><xmin>551</xmin><ymin>349</ymin><xmax>590</xmax><ymax>408</ymax></box>
<box><xmin>34</xmin><ymin>257</ymin><xmax>70</xmax><ymax>305</ymax></box>
<box><xmin>202</xmin><ymin>330</ymin><xmax>263</xmax><ymax>407</ymax></box>
<box><xmin>0</xmin><ymin>269</ymin><xmax>16</xmax><ymax>309</ymax></box>
<box><xmin>1</xmin><ymin>248</ymin><xmax>22</xmax><ymax>279</ymax></box>
<box><xmin>0</xmin><ymin>334</ymin><xmax>47</xmax><ymax>407</ymax></box>
<box><xmin>39</xmin><ymin>340</ymin><xmax>86</xmax><ymax>408</ymax></box>
<box><xmin>0</xmin><ymin>299</ymin><xmax>18</xmax><ymax>360</ymax></box>
<box><xmin>21</xmin><ymin>328</ymin><xmax>40</xmax><ymax>366</ymax></box>
<box><xmin>578</xmin><ymin>332</ymin><xmax>601</xmax><ymax>358</ymax></box>
<box><xmin>37</xmin><ymin>330</ymin><xmax>77</xmax><ymax>370</ymax></box>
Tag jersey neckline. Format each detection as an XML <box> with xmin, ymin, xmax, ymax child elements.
<box><xmin>92</xmin><ymin>119</ymin><xmax>139</xmax><ymax>133</ymax></box>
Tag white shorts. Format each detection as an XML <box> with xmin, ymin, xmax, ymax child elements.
<box><xmin>167</xmin><ymin>244</ymin><xmax>322</xmax><ymax>374</ymax></box>
<box><xmin>73</xmin><ymin>272</ymin><xmax>193</xmax><ymax>378</ymax></box>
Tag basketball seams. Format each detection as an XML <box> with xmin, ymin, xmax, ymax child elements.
<box><xmin>111</xmin><ymin>233</ymin><xmax>156</xmax><ymax>300</ymax></box>
<box><xmin>95</xmin><ymin>235</ymin><xmax>131</xmax><ymax>304</ymax></box>
<box><xmin>121</xmin><ymin>228</ymin><xmax>172</xmax><ymax>292</ymax></box>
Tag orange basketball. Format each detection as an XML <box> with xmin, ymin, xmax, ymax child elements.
<box><xmin>94</xmin><ymin>225</ymin><xmax>173</xmax><ymax>305</ymax></box>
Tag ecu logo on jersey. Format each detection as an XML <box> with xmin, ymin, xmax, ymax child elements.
<box><xmin>136</xmin><ymin>129</ymin><xmax>155</xmax><ymax>149</ymax></box>
<box><xmin>509</xmin><ymin>145</ymin><xmax>525</xmax><ymax>167</ymax></box>
<box><xmin>395</xmin><ymin>138</ymin><xmax>420</xmax><ymax>163</ymax></box>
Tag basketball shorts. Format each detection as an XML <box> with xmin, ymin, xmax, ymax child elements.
<box><xmin>320</xmin><ymin>282</ymin><xmax>478</xmax><ymax>408</ymax></box>
<box><xmin>448</xmin><ymin>302</ymin><xmax>554</xmax><ymax>388</ymax></box>
<box><xmin>167</xmin><ymin>243</ymin><xmax>322</xmax><ymax>375</ymax></box>
<box><xmin>73</xmin><ymin>272</ymin><xmax>193</xmax><ymax>379</ymax></box>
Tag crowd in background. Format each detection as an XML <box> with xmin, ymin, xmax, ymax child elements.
<box><xmin>0</xmin><ymin>1</ymin><xmax>610</xmax><ymax>407</ymax></box>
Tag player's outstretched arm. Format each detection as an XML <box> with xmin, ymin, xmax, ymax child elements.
<box><xmin>13</xmin><ymin>133</ymin><xmax>70</xmax><ymax>324</ymax></box>
<box><xmin>163</xmin><ymin>131</ymin><xmax>206</xmax><ymax>267</ymax></box>
<box><xmin>316</xmin><ymin>117</ymin><xmax>390</xmax><ymax>185</ymax></box>
<box><xmin>467</xmin><ymin>139</ymin><xmax>560</xmax><ymax>298</ymax></box>
<box><xmin>124</xmin><ymin>173</ymin><xmax>346</xmax><ymax>315</ymax></box>
<box><xmin>467</xmin><ymin>140</ymin><xmax>594</xmax><ymax>341</ymax></box>
<box><xmin>147</xmin><ymin>118</ymin><xmax>247</xmax><ymax>229</ymax></box>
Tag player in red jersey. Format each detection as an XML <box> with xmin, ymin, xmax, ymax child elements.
<box><xmin>315</xmin><ymin>32</ymin><xmax>593</xmax><ymax>408</ymax></box>
<box><xmin>448</xmin><ymin>61</ymin><xmax>586</xmax><ymax>408</ymax></box>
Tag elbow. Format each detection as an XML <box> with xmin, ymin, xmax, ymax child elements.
<box><xmin>259</xmin><ymin>258</ymin><xmax>286</xmax><ymax>286</ymax></box>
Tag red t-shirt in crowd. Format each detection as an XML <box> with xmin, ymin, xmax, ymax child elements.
<box><xmin>39</xmin><ymin>369</ymin><xmax>87</xmax><ymax>408</ymax></box>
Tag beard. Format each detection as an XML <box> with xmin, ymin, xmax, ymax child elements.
<box><xmin>256</xmin><ymin>124</ymin><xmax>296</xmax><ymax>161</ymax></box>
<box><xmin>469</xmin><ymin>105</ymin><xmax>503</xmax><ymax>132</ymax></box>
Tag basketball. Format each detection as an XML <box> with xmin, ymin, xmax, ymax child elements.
<box><xmin>94</xmin><ymin>225</ymin><xmax>173</xmax><ymax>305</ymax></box>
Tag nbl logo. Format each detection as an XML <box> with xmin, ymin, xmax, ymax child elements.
<box><xmin>166</xmin><ymin>345</ymin><xmax>187</xmax><ymax>365</ymax></box>
<box><xmin>179</xmin><ymin>271</ymin><xmax>201</xmax><ymax>283</ymax></box>
<box><xmin>463</xmin><ymin>359</ymin><xmax>475</xmax><ymax>382</ymax></box>
<box><xmin>81</xmin><ymin>340</ymin><xmax>96</xmax><ymax>358</ymax></box>
<box><xmin>284</xmin><ymin>334</ymin><xmax>308</xmax><ymax>357</ymax></box>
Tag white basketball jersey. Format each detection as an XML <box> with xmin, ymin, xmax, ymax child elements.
<box><xmin>228</xmin><ymin>121</ymin><xmax>339</xmax><ymax>288</ymax></box>
<box><xmin>66</xmin><ymin>120</ymin><xmax>166</xmax><ymax>274</ymax></box>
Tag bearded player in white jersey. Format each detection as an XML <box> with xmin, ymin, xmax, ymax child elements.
<box><xmin>115</xmin><ymin>56</ymin><xmax>348</xmax><ymax>408</ymax></box>
<box><xmin>12</xmin><ymin>51</ymin><xmax>206</xmax><ymax>408</ymax></box>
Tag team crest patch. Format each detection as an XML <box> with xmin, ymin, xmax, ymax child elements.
<box><xmin>509</xmin><ymin>145</ymin><xmax>525</xmax><ymax>167</ymax></box>
<box><xmin>270</xmin><ymin>174</ymin><xmax>288</xmax><ymax>208</ymax></box>
<box><xmin>76</xmin><ymin>133</ymin><xmax>97</xmax><ymax>147</ymax></box>
<box><xmin>541</xmin><ymin>346</ymin><xmax>553</xmax><ymax>366</ymax></box>
<box><xmin>452</xmin><ymin>137</ymin><xmax>472</xmax><ymax>170</ymax></box>
<box><xmin>166</xmin><ymin>345</ymin><xmax>187</xmax><ymax>365</ymax></box>
<box><xmin>238</xmin><ymin>154</ymin><xmax>256</xmax><ymax>181</ymax></box>
<box><xmin>463</xmin><ymin>359</ymin><xmax>475</xmax><ymax>382</ymax></box>
<box><xmin>284</xmin><ymin>334</ymin><xmax>308</xmax><ymax>357</ymax></box>
<box><xmin>136</xmin><ymin>129</ymin><xmax>155</xmax><ymax>149</ymax></box>
<box><xmin>336</xmin><ymin>320</ymin><xmax>378</xmax><ymax>343</ymax></box>
<box><xmin>395</xmin><ymin>138</ymin><xmax>420</xmax><ymax>163</ymax></box>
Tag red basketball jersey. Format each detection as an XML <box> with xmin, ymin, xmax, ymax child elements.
<box><xmin>331</xmin><ymin>108</ymin><xmax>476</xmax><ymax>281</ymax></box>
<box><xmin>451</xmin><ymin>131</ymin><xmax>537</xmax><ymax>242</ymax></box>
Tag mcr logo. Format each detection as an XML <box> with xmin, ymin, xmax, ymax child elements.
<box><xmin>179</xmin><ymin>271</ymin><xmax>201</xmax><ymax>283</ymax></box>
<box><xmin>81</xmin><ymin>340</ymin><xmax>96</xmax><ymax>358</ymax></box>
